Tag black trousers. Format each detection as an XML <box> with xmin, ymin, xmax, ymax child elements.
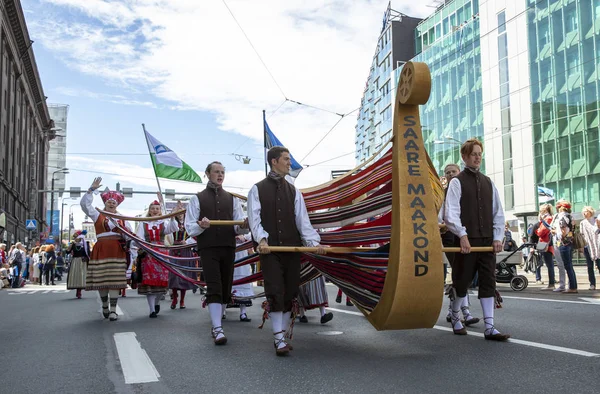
<box><xmin>200</xmin><ymin>247</ymin><xmax>235</xmax><ymax>304</ymax></box>
<box><xmin>260</xmin><ymin>252</ymin><xmax>301</xmax><ymax>312</ymax></box>
<box><xmin>451</xmin><ymin>237</ymin><xmax>496</xmax><ymax>298</ymax></box>
<box><xmin>44</xmin><ymin>265</ymin><xmax>55</xmax><ymax>285</ymax></box>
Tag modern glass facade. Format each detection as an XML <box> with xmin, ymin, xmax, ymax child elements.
<box><xmin>412</xmin><ymin>0</ymin><xmax>484</xmax><ymax>173</ymax></box>
<box><xmin>527</xmin><ymin>0</ymin><xmax>600</xmax><ymax>213</ymax></box>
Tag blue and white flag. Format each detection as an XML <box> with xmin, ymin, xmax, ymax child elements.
<box><xmin>264</xmin><ymin>120</ymin><xmax>303</xmax><ymax>178</ymax></box>
<box><xmin>538</xmin><ymin>186</ymin><xmax>554</xmax><ymax>203</ymax></box>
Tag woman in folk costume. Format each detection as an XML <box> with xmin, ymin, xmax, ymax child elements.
<box><xmin>31</xmin><ymin>247</ymin><xmax>41</xmax><ymax>285</ymax></box>
<box><xmin>168</xmin><ymin>203</ymin><xmax>197</xmax><ymax>310</ymax></box>
<box><xmin>66</xmin><ymin>230</ymin><xmax>89</xmax><ymax>299</ymax></box>
<box><xmin>297</xmin><ymin>274</ymin><xmax>333</xmax><ymax>324</ymax></box>
<box><xmin>224</xmin><ymin>234</ymin><xmax>253</xmax><ymax>322</ymax></box>
<box><xmin>131</xmin><ymin>198</ymin><xmax>179</xmax><ymax>318</ymax></box>
<box><xmin>80</xmin><ymin>177</ymin><xmax>133</xmax><ymax>321</ymax></box>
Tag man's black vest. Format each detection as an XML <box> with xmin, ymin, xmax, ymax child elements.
<box><xmin>255</xmin><ymin>177</ymin><xmax>302</xmax><ymax>247</ymax></box>
<box><xmin>196</xmin><ymin>188</ymin><xmax>236</xmax><ymax>249</ymax></box>
<box><xmin>456</xmin><ymin>169</ymin><xmax>494</xmax><ymax>239</ymax></box>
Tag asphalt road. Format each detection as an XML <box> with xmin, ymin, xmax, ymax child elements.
<box><xmin>1</xmin><ymin>276</ymin><xmax>599</xmax><ymax>394</ymax></box>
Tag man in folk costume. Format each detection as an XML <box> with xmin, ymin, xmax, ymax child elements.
<box><xmin>184</xmin><ymin>161</ymin><xmax>249</xmax><ymax>345</ymax></box>
<box><xmin>439</xmin><ymin>163</ymin><xmax>478</xmax><ymax>326</ymax></box>
<box><xmin>80</xmin><ymin>177</ymin><xmax>133</xmax><ymax>321</ymax></box>
<box><xmin>444</xmin><ymin>139</ymin><xmax>509</xmax><ymax>341</ymax></box>
<box><xmin>247</xmin><ymin>146</ymin><xmax>327</xmax><ymax>356</ymax></box>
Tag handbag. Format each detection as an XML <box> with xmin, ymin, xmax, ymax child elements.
<box><xmin>536</xmin><ymin>241</ymin><xmax>549</xmax><ymax>252</ymax></box>
<box><xmin>573</xmin><ymin>231</ymin><xmax>586</xmax><ymax>250</ymax></box>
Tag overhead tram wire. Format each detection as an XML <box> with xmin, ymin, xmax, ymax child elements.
<box><xmin>221</xmin><ymin>0</ymin><xmax>287</xmax><ymax>100</ymax></box>
<box><xmin>299</xmin><ymin>106</ymin><xmax>360</xmax><ymax>163</ymax></box>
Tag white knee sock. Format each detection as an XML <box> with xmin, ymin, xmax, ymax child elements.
<box><xmin>282</xmin><ymin>311</ymin><xmax>292</xmax><ymax>331</ymax></box>
<box><xmin>98</xmin><ymin>289</ymin><xmax>109</xmax><ymax>308</ymax></box>
<box><xmin>319</xmin><ymin>306</ymin><xmax>326</xmax><ymax>317</ymax></box>
<box><xmin>270</xmin><ymin>311</ymin><xmax>285</xmax><ymax>349</ymax></box>
<box><xmin>240</xmin><ymin>305</ymin><xmax>247</xmax><ymax>316</ymax></box>
<box><xmin>108</xmin><ymin>290</ymin><xmax>119</xmax><ymax>312</ymax></box>
<box><xmin>480</xmin><ymin>297</ymin><xmax>499</xmax><ymax>335</ymax></box>
<box><xmin>450</xmin><ymin>296</ymin><xmax>465</xmax><ymax>330</ymax></box>
<box><xmin>208</xmin><ymin>303</ymin><xmax>222</xmax><ymax>328</ymax></box>
<box><xmin>461</xmin><ymin>296</ymin><xmax>472</xmax><ymax>320</ymax></box>
<box><xmin>147</xmin><ymin>295</ymin><xmax>156</xmax><ymax>313</ymax></box>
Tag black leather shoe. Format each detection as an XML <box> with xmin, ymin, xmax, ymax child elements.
<box><xmin>149</xmin><ymin>312</ymin><xmax>158</xmax><ymax>318</ymax></box>
<box><xmin>346</xmin><ymin>299</ymin><xmax>353</xmax><ymax>306</ymax></box>
<box><xmin>240</xmin><ymin>313</ymin><xmax>251</xmax><ymax>322</ymax></box>
<box><xmin>335</xmin><ymin>295</ymin><xmax>342</xmax><ymax>303</ymax></box>
<box><xmin>485</xmin><ymin>332</ymin><xmax>510</xmax><ymax>341</ymax></box>
<box><xmin>320</xmin><ymin>312</ymin><xmax>333</xmax><ymax>324</ymax></box>
<box><xmin>299</xmin><ymin>315</ymin><xmax>308</xmax><ymax>323</ymax></box>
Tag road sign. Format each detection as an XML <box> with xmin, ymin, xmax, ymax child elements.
<box><xmin>26</xmin><ymin>219</ymin><xmax>37</xmax><ymax>230</ymax></box>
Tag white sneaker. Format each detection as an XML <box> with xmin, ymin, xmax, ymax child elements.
<box><xmin>536</xmin><ymin>280</ymin><xmax>544</xmax><ymax>285</ymax></box>
<box><xmin>553</xmin><ymin>287</ymin><xmax>565</xmax><ymax>292</ymax></box>
<box><xmin>590</xmin><ymin>285</ymin><xmax>596</xmax><ymax>290</ymax></box>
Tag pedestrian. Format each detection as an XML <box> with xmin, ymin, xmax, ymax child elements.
<box><xmin>184</xmin><ymin>161</ymin><xmax>249</xmax><ymax>345</ymax></box>
<box><xmin>55</xmin><ymin>251</ymin><xmax>65</xmax><ymax>281</ymax></box>
<box><xmin>555</xmin><ymin>200</ymin><xmax>577</xmax><ymax>293</ymax></box>
<box><xmin>443</xmin><ymin>138</ymin><xmax>510</xmax><ymax>341</ymax></box>
<box><xmin>131</xmin><ymin>197</ymin><xmax>179</xmax><ymax>318</ymax></box>
<box><xmin>9</xmin><ymin>242</ymin><xmax>25</xmax><ymax>288</ymax></box>
<box><xmin>580</xmin><ymin>206</ymin><xmax>600</xmax><ymax>291</ymax></box>
<box><xmin>550</xmin><ymin>202</ymin><xmax>568</xmax><ymax>292</ymax></box>
<box><xmin>0</xmin><ymin>243</ymin><xmax>6</xmax><ymax>266</ymax></box>
<box><xmin>168</xmin><ymin>204</ymin><xmax>197</xmax><ymax>310</ymax></box>
<box><xmin>247</xmin><ymin>146</ymin><xmax>327</xmax><ymax>356</ymax></box>
<box><xmin>66</xmin><ymin>230</ymin><xmax>89</xmax><ymax>299</ymax></box>
<box><xmin>43</xmin><ymin>244</ymin><xmax>56</xmax><ymax>286</ymax></box>
<box><xmin>80</xmin><ymin>177</ymin><xmax>133</xmax><ymax>322</ymax></box>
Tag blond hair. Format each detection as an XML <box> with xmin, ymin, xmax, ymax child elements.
<box><xmin>539</xmin><ymin>203</ymin><xmax>553</xmax><ymax>217</ymax></box>
<box><xmin>582</xmin><ymin>206</ymin><xmax>595</xmax><ymax>217</ymax></box>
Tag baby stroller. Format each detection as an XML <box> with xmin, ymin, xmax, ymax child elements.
<box><xmin>495</xmin><ymin>243</ymin><xmax>535</xmax><ymax>291</ymax></box>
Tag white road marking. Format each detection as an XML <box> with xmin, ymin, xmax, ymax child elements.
<box><xmin>326</xmin><ymin>307</ymin><xmax>363</xmax><ymax>316</ymax></box>
<box><xmin>501</xmin><ymin>295</ymin><xmax>600</xmax><ymax>305</ymax></box>
<box><xmin>113</xmin><ymin>332</ymin><xmax>160</xmax><ymax>384</ymax></box>
<box><xmin>328</xmin><ymin>307</ymin><xmax>600</xmax><ymax>358</ymax></box>
<box><xmin>433</xmin><ymin>326</ymin><xmax>599</xmax><ymax>358</ymax></box>
<box><xmin>579</xmin><ymin>297</ymin><xmax>600</xmax><ymax>305</ymax></box>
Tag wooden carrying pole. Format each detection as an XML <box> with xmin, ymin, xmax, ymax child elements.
<box><xmin>266</xmin><ymin>246</ymin><xmax>494</xmax><ymax>253</ymax></box>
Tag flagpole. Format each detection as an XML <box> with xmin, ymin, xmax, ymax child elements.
<box><xmin>262</xmin><ymin>110</ymin><xmax>268</xmax><ymax>177</ymax></box>
<box><xmin>142</xmin><ymin>123</ymin><xmax>167</xmax><ymax>213</ymax></box>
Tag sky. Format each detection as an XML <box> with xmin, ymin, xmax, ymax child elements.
<box><xmin>21</xmin><ymin>0</ymin><xmax>433</xmax><ymax>232</ymax></box>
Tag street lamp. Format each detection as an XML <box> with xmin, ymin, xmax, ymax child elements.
<box><xmin>59</xmin><ymin>198</ymin><xmax>76</xmax><ymax>250</ymax></box>
<box><xmin>68</xmin><ymin>203</ymin><xmax>79</xmax><ymax>242</ymax></box>
<box><xmin>50</xmin><ymin>168</ymin><xmax>69</xmax><ymax>237</ymax></box>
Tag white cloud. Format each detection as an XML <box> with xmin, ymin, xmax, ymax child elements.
<box><xmin>30</xmin><ymin>0</ymin><xmax>434</xmax><ymax>191</ymax></box>
<box><xmin>55</xmin><ymin>86</ymin><xmax>158</xmax><ymax>107</ymax></box>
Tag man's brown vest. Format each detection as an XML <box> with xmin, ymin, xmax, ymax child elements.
<box><xmin>456</xmin><ymin>169</ymin><xmax>494</xmax><ymax>239</ymax></box>
<box><xmin>255</xmin><ymin>177</ymin><xmax>302</xmax><ymax>247</ymax></box>
<box><xmin>196</xmin><ymin>188</ymin><xmax>236</xmax><ymax>249</ymax></box>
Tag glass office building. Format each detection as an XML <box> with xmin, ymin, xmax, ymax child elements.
<box><xmin>413</xmin><ymin>0</ymin><xmax>483</xmax><ymax>175</ymax></box>
<box><xmin>528</xmin><ymin>0</ymin><xmax>600</xmax><ymax>213</ymax></box>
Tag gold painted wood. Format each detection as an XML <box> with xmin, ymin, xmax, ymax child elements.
<box><xmin>267</xmin><ymin>246</ymin><xmax>493</xmax><ymax>253</ymax></box>
<box><xmin>98</xmin><ymin>209</ymin><xmax>243</xmax><ymax>226</ymax></box>
<box><xmin>365</xmin><ymin>61</ymin><xmax>442</xmax><ymax>330</ymax></box>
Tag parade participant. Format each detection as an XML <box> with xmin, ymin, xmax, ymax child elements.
<box><xmin>580</xmin><ymin>206</ymin><xmax>600</xmax><ymax>291</ymax></box>
<box><xmin>297</xmin><ymin>274</ymin><xmax>333</xmax><ymax>324</ymax></box>
<box><xmin>440</xmin><ymin>163</ymin><xmax>478</xmax><ymax>326</ymax></box>
<box><xmin>224</xmin><ymin>234</ymin><xmax>254</xmax><ymax>322</ymax></box>
<box><xmin>169</xmin><ymin>203</ymin><xmax>196</xmax><ymax>310</ymax></box>
<box><xmin>444</xmin><ymin>139</ymin><xmax>509</xmax><ymax>341</ymax></box>
<box><xmin>247</xmin><ymin>146</ymin><xmax>327</xmax><ymax>356</ymax></box>
<box><xmin>131</xmin><ymin>197</ymin><xmax>179</xmax><ymax>318</ymax></box>
<box><xmin>184</xmin><ymin>161</ymin><xmax>249</xmax><ymax>345</ymax></box>
<box><xmin>81</xmin><ymin>177</ymin><xmax>133</xmax><ymax>321</ymax></box>
<box><xmin>335</xmin><ymin>287</ymin><xmax>353</xmax><ymax>306</ymax></box>
<box><xmin>66</xmin><ymin>230</ymin><xmax>89</xmax><ymax>299</ymax></box>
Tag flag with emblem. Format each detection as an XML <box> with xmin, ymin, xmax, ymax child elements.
<box><xmin>144</xmin><ymin>130</ymin><xmax>202</xmax><ymax>183</ymax></box>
